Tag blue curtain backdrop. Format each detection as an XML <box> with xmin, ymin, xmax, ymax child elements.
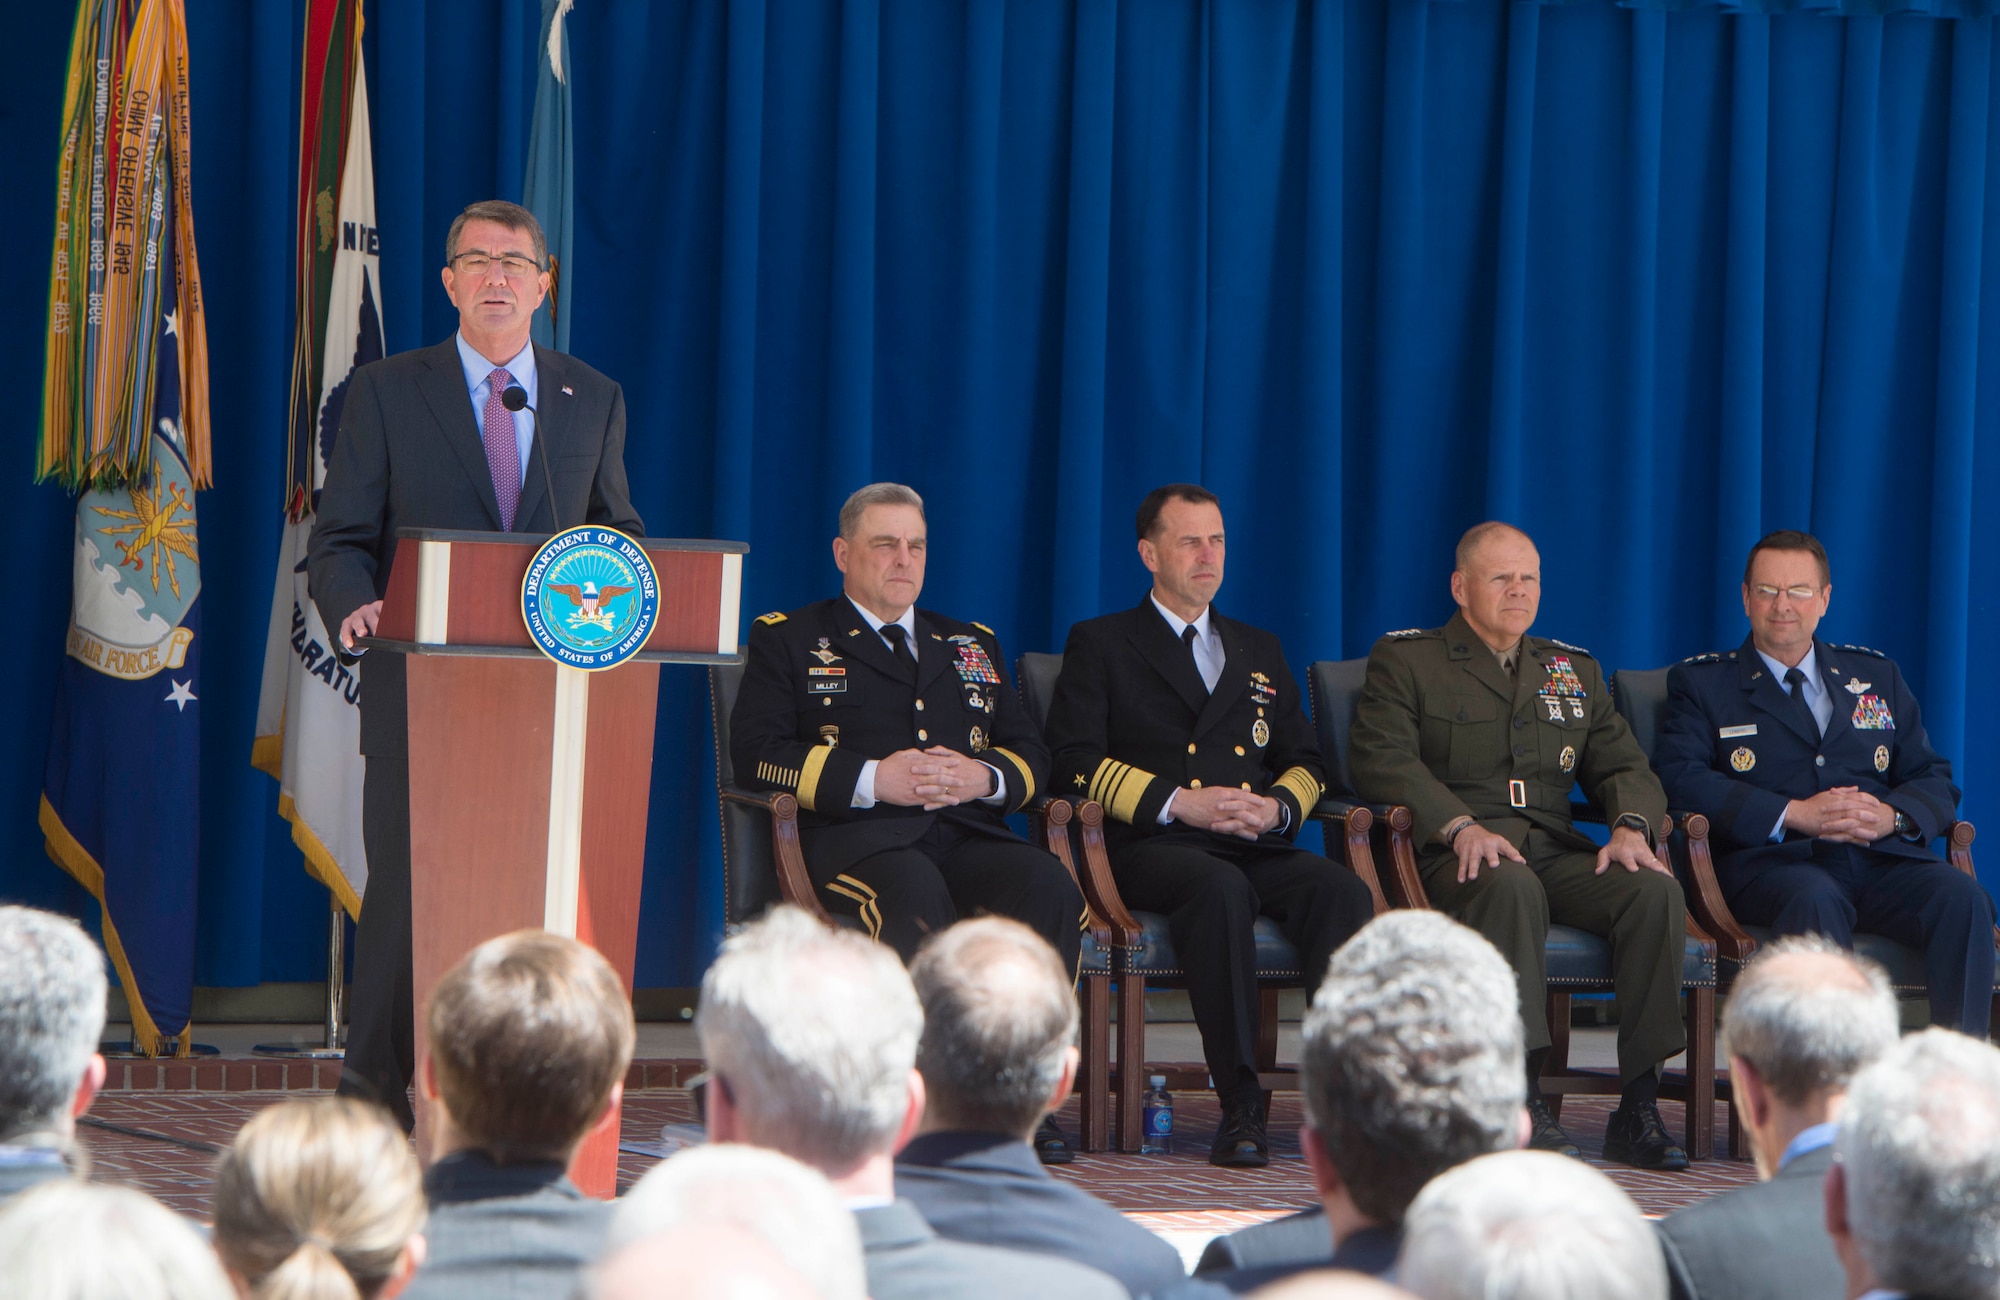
<box><xmin>2</xmin><ymin>0</ymin><xmax>1995</xmax><ymax>991</ymax></box>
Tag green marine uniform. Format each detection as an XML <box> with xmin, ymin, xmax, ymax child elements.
<box><xmin>1348</xmin><ymin>610</ymin><xmax>1684</xmax><ymax>1083</ymax></box>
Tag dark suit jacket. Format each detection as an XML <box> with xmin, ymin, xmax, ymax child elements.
<box><xmin>895</xmin><ymin>1132</ymin><xmax>1186</xmax><ymax>1298</ymax></box>
<box><xmin>399</xmin><ymin>1150</ymin><xmax>611</xmax><ymax>1300</ymax></box>
<box><xmin>857</xmin><ymin>1199</ymin><xmax>1128</xmax><ymax>1300</ymax></box>
<box><xmin>1657</xmin><ymin>1145</ymin><xmax>1844</xmax><ymax>1300</ymax></box>
<box><xmin>730</xmin><ymin>597</ymin><xmax>1049</xmax><ymax>877</ymax></box>
<box><xmin>1194</xmin><ymin>1204</ymin><xmax>1329</xmax><ymax>1275</ymax></box>
<box><xmin>307</xmin><ymin>337</ymin><xmax>644</xmax><ymax>756</ymax></box>
<box><xmin>1200</xmin><ymin>1223</ymin><xmax>1402</xmax><ymax>1293</ymax></box>
<box><xmin>1043</xmin><ymin>598</ymin><xmax>1325</xmax><ymax>849</ymax></box>
<box><xmin>1657</xmin><ymin>636</ymin><xmax>1959</xmax><ymax>888</ymax></box>
<box><xmin>1349</xmin><ymin>612</ymin><xmax>1666</xmax><ymax>851</ymax></box>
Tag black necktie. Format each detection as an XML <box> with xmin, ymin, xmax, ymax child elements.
<box><xmin>882</xmin><ymin>622</ymin><xmax>918</xmax><ymax>677</ymax></box>
<box><xmin>1784</xmin><ymin>666</ymin><xmax>1822</xmax><ymax>740</ymax></box>
<box><xmin>1182</xmin><ymin>625</ymin><xmax>1209</xmax><ymax>693</ymax></box>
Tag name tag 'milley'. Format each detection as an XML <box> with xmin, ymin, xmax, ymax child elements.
<box><xmin>1719</xmin><ymin>724</ymin><xmax>1758</xmax><ymax>738</ymax></box>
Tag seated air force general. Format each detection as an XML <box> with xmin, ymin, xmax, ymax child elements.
<box><xmin>694</xmin><ymin>905</ymin><xmax>1126</xmax><ymax>1300</ymax></box>
<box><xmin>306</xmin><ymin>199</ymin><xmax>643</xmax><ymax>1130</ymax></box>
<box><xmin>1349</xmin><ymin>521</ymin><xmax>1690</xmax><ymax>1170</ymax></box>
<box><xmin>1656</xmin><ymin>530</ymin><xmax>1996</xmax><ymax>1037</ymax></box>
<box><xmin>1043</xmin><ymin>484</ymin><xmax>1375</xmax><ymax>1168</ymax></box>
<box><xmin>728</xmin><ymin>482</ymin><xmax>1088</xmax><ymax>1151</ymax></box>
<box><xmin>1657</xmin><ymin>936</ymin><xmax>1900</xmax><ymax>1300</ymax></box>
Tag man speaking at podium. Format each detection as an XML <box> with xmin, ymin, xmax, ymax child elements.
<box><xmin>308</xmin><ymin>200</ymin><xmax>643</xmax><ymax>1131</ymax></box>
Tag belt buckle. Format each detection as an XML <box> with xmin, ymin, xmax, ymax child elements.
<box><xmin>1509</xmin><ymin>779</ymin><xmax>1527</xmax><ymax>809</ymax></box>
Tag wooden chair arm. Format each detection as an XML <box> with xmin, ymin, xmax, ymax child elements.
<box><xmin>1070</xmin><ymin>801</ymin><xmax>1143</xmax><ymax>944</ymax></box>
<box><xmin>1668</xmin><ymin>811</ymin><xmax>1755</xmax><ymax>965</ymax></box>
<box><xmin>719</xmin><ymin>786</ymin><xmax>828</xmax><ymax>923</ymax></box>
<box><xmin>1949</xmin><ymin>820</ymin><xmax>1977</xmax><ymax>877</ymax></box>
<box><xmin>1378</xmin><ymin>805</ymin><xmax>1434</xmax><ymax>910</ymax></box>
<box><xmin>1028</xmin><ymin>797</ymin><xmax>1116</xmax><ymax>952</ymax></box>
<box><xmin>1311</xmin><ymin>800</ymin><xmax>1389</xmax><ymax>916</ymax></box>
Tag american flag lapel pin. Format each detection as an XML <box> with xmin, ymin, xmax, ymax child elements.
<box><xmin>561</xmin><ymin>384</ymin><xmax>574</xmax><ymax>396</ymax></box>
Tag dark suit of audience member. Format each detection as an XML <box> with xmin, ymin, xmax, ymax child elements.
<box><xmin>401</xmin><ymin>1152</ymin><xmax>609</xmax><ymax>1300</ymax></box>
<box><xmin>857</xmin><ymin>1199</ymin><xmax>1128</xmax><ymax>1300</ymax></box>
<box><xmin>1193</xmin><ymin>1206</ymin><xmax>1328</xmax><ymax>1276</ymax></box>
<box><xmin>1199</xmin><ymin>1224</ymin><xmax>1402</xmax><ymax>1294</ymax></box>
<box><xmin>1044</xmin><ymin>487</ymin><xmax>1373</xmax><ymax>1165</ymax></box>
<box><xmin>1658</xmin><ymin>1142</ymin><xmax>1840</xmax><ymax>1300</ymax></box>
<box><xmin>307</xmin><ymin>203</ymin><xmax>642</xmax><ymax>1130</ymax></box>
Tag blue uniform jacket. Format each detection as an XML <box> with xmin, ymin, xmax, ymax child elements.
<box><xmin>1655</xmin><ymin>635</ymin><xmax>1959</xmax><ymax>886</ymax></box>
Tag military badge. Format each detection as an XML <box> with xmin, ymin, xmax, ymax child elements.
<box><xmin>1559</xmin><ymin>745</ymin><xmax>1576</xmax><ymax>774</ymax></box>
<box><xmin>1844</xmin><ymin>677</ymin><xmax>1871</xmax><ymax>695</ymax></box>
<box><xmin>969</xmin><ymin>726</ymin><xmax>988</xmax><ymax>753</ymax></box>
<box><xmin>1253</xmin><ymin>719</ymin><xmax>1271</xmax><ymax>748</ymax></box>
<box><xmin>522</xmin><ymin>527</ymin><xmax>660</xmax><ymax>670</ymax></box>
<box><xmin>812</xmin><ymin>638</ymin><xmax>843</xmax><ymax>665</ymax></box>
<box><xmin>1875</xmin><ymin>744</ymin><xmax>1890</xmax><ymax>773</ymax></box>
<box><xmin>819</xmin><ymin>724</ymin><xmax>840</xmax><ymax>747</ymax></box>
<box><xmin>1571</xmin><ymin>702</ymin><xmax>1584</xmax><ymax>719</ymax></box>
<box><xmin>953</xmin><ymin>640</ymin><xmax>1001</xmax><ymax>686</ymax></box>
<box><xmin>1543</xmin><ymin>656</ymin><xmax>1586</xmax><ymax>698</ymax></box>
<box><xmin>1852</xmin><ymin>694</ymin><xmax>1894</xmax><ymax>729</ymax></box>
<box><xmin>1546</xmin><ymin>699</ymin><xmax>1563</xmax><ymax>722</ymax></box>
<box><xmin>1730</xmin><ymin>747</ymin><xmax>1756</xmax><ymax>772</ymax></box>
<box><xmin>1250</xmin><ymin>672</ymin><xmax>1277</xmax><ymax>706</ymax></box>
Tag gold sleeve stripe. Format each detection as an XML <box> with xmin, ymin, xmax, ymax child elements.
<box><xmin>1087</xmin><ymin>758</ymin><xmax>1156</xmax><ymax>825</ymax></box>
<box><xmin>755</xmin><ymin>761</ymin><xmax>801</xmax><ymax>788</ymax></box>
<box><xmin>988</xmin><ymin>748</ymin><xmax>1035</xmax><ymax>803</ymax></box>
<box><xmin>1274</xmin><ymin>766</ymin><xmax>1323</xmax><ymax>814</ymax></box>
<box><xmin>797</xmin><ymin>746</ymin><xmax>834</xmax><ymax>813</ymax></box>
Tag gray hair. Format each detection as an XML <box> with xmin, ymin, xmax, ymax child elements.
<box><xmin>695</xmin><ymin>906</ymin><xmax>922</xmax><ymax>1176</ymax></box>
<box><xmin>1838</xmin><ymin>1028</ymin><xmax>2000</xmax><ymax>1298</ymax></box>
<box><xmin>0</xmin><ymin>906</ymin><xmax>108</xmax><ymax>1141</ymax></box>
<box><xmin>1719</xmin><ymin>934</ymin><xmax>1898</xmax><ymax>1106</ymax></box>
<box><xmin>443</xmin><ymin>199</ymin><xmax>547</xmax><ymax>269</ymax></box>
<box><xmin>1398</xmin><ymin>1150</ymin><xmax>1666</xmax><ymax>1300</ymax></box>
<box><xmin>912</xmin><ymin>917</ymin><xmax>1077</xmax><ymax>1138</ymax></box>
<box><xmin>1453</xmin><ymin>521</ymin><xmax>1534</xmax><ymax>575</ymax></box>
<box><xmin>0</xmin><ymin>1181</ymin><xmax>234</xmax><ymax>1300</ymax></box>
<box><xmin>604</xmin><ymin>1143</ymin><xmax>865</xmax><ymax>1300</ymax></box>
<box><xmin>838</xmin><ymin>483</ymin><xmax>925</xmax><ymax>539</ymax></box>
<box><xmin>1302</xmin><ymin>911</ymin><xmax>1525</xmax><ymax>1223</ymax></box>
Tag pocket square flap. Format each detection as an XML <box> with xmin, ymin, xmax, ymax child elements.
<box><xmin>1719</xmin><ymin>724</ymin><xmax>1758</xmax><ymax>738</ymax></box>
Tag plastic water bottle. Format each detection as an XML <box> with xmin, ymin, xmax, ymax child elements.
<box><xmin>1140</xmin><ymin>1075</ymin><xmax>1174</xmax><ymax>1154</ymax></box>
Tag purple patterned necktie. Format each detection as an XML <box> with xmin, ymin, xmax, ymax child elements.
<box><xmin>482</xmin><ymin>367</ymin><xmax>521</xmax><ymax>529</ymax></box>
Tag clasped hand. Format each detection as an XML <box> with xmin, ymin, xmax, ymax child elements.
<box><xmin>1785</xmin><ymin>787</ymin><xmax>1895</xmax><ymax>844</ymax></box>
<box><xmin>1172</xmin><ymin>786</ymin><xmax>1281</xmax><ymax>841</ymax></box>
<box><xmin>876</xmin><ymin>747</ymin><xmax>995</xmax><ymax>810</ymax></box>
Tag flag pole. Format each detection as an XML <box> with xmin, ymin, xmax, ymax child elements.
<box><xmin>254</xmin><ymin>887</ymin><xmax>346</xmax><ymax>1059</ymax></box>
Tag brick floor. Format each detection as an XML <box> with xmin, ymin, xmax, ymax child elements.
<box><xmin>80</xmin><ymin>1080</ymin><xmax>1756</xmax><ymax>1233</ymax></box>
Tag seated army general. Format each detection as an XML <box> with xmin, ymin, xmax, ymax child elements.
<box><xmin>1042</xmin><ymin>484</ymin><xmax>1374</xmax><ymax>1169</ymax></box>
<box><xmin>1349</xmin><ymin>522</ymin><xmax>1689</xmax><ymax>1170</ymax></box>
<box><xmin>730</xmin><ymin>481</ymin><xmax>1087</xmax><ymax>1159</ymax></box>
<box><xmin>1656</xmin><ymin>529</ymin><xmax>1995</xmax><ymax>1036</ymax></box>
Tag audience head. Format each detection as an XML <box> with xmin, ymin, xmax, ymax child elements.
<box><xmin>602</xmin><ymin>1143</ymin><xmax>866</xmax><ymax>1300</ymax></box>
<box><xmin>1248</xmin><ymin>1274</ymin><xmax>1418</xmax><ymax>1300</ymax></box>
<box><xmin>1829</xmin><ymin>1028</ymin><xmax>2000</xmax><ymax>1300</ymax></box>
<box><xmin>1719</xmin><ymin>935</ymin><xmax>1897</xmax><ymax>1174</ymax></box>
<box><xmin>0</xmin><ymin>1180</ymin><xmax>234</xmax><ymax>1300</ymax></box>
<box><xmin>0</xmin><ymin>904</ymin><xmax>109</xmax><ymax>1145</ymax></box>
<box><xmin>696</xmin><ymin>905</ymin><xmax>923</xmax><ymax>1178</ymax></box>
<box><xmin>425</xmin><ymin>929</ymin><xmax>636</xmax><ymax>1165</ymax></box>
<box><xmin>911</xmin><ymin>917</ymin><xmax>1077</xmax><ymax>1140</ymax></box>
<box><xmin>1300</xmin><ymin>911</ymin><xmax>1525</xmax><ymax>1226</ymax></box>
<box><xmin>1398</xmin><ymin>1150</ymin><xmax>1665</xmax><ymax>1300</ymax></box>
<box><xmin>212</xmin><ymin>1096</ymin><xmax>426</xmax><ymax>1300</ymax></box>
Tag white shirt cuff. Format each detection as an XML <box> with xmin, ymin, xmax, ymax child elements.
<box><xmin>980</xmin><ymin>763</ymin><xmax>1007</xmax><ymax>805</ymax></box>
<box><xmin>1768</xmin><ymin>809</ymin><xmax>1788</xmax><ymax>843</ymax></box>
<box><xmin>853</xmin><ymin>759</ymin><xmax>880</xmax><ymax>809</ymax></box>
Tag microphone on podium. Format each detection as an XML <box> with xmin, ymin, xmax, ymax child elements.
<box><xmin>501</xmin><ymin>384</ymin><xmax>563</xmax><ymax>533</ymax></box>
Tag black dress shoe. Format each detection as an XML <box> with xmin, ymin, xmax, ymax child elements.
<box><xmin>1034</xmin><ymin>1115</ymin><xmax>1074</xmax><ymax>1165</ymax></box>
<box><xmin>1526</xmin><ymin>1096</ymin><xmax>1582</xmax><ymax>1160</ymax></box>
<box><xmin>1209</xmin><ymin>1098</ymin><xmax>1270</xmax><ymax>1169</ymax></box>
<box><xmin>1603</xmin><ymin>1100</ymin><xmax>1690</xmax><ymax>1171</ymax></box>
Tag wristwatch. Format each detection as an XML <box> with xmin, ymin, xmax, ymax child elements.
<box><xmin>1612</xmin><ymin>813</ymin><xmax>1652</xmax><ymax>841</ymax></box>
<box><xmin>1893</xmin><ymin>810</ymin><xmax>1917</xmax><ymax>840</ymax></box>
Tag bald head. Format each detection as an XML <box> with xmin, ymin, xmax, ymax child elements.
<box><xmin>1453</xmin><ymin>522</ymin><xmax>1533</xmax><ymax>577</ymax></box>
<box><xmin>1720</xmin><ymin>935</ymin><xmax>1898</xmax><ymax>1108</ymax></box>
<box><xmin>911</xmin><ymin>917</ymin><xmax>1077</xmax><ymax>1138</ymax></box>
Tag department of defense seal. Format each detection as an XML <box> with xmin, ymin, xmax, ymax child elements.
<box><xmin>521</xmin><ymin>527</ymin><xmax>660</xmax><ymax>671</ymax></box>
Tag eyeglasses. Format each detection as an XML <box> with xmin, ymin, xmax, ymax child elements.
<box><xmin>1749</xmin><ymin>583</ymin><xmax>1822</xmax><ymax>602</ymax></box>
<box><xmin>450</xmin><ymin>250</ymin><xmax>542</xmax><ymax>278</ymax></box>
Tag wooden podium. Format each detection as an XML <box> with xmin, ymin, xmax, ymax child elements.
<box><xmin>368</xmin><ymin>528</ymin><xmax>745</xmax><ymax>1197</ymax></box>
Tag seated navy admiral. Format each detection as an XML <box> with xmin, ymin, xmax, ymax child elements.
<box><xmin>1041</xmin><ymin>484</ymin><xmax>1374</xmax><ymax>1169</ymax></box>
<box><xmin>729</xmin><ymin>482</ymin><xmax>1089</xmax><ymax>1167</ymax></box>
<box><xmin>1656</xmin><ymin>529</ymin><xmax>1996</xmax><ymax>1037</ymax></box>
<box><xmin>1348</xmin><ymin>521</ymin><xmax>1690</xmax><ymax>1171</ymax></box>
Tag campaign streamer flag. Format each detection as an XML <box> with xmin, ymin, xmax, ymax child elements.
<box><xmin>38</xmin><ymin>0</ymin><xmax>210</xmax><ymax>1057</ymax></box>
<box><xmin>253</xmin><ymin>0</ymin><xmax>378</xmax><ymax>920</ymax></box>
<box><xmin>523</xmin><ymin>0</ymin><xmax>574</xmax><ymax>351</ymax></box>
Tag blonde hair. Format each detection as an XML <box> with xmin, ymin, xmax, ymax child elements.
<box><xmin>212</xmin><ymin>1097</ymin><xmax>426</xmax><ymax>1300</ymax></box>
